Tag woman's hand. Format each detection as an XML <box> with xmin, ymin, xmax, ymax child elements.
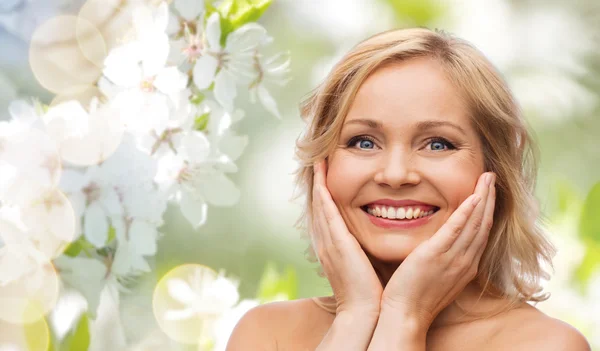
<box><xmin>380</xmin><ymin>172</ymin><xmax>496</xmax><ymax>329</ymax></box>
<box><xmin>311</xmin><ymin>159</ymin><xmax>383</xmax><ymax>316</ymax></box>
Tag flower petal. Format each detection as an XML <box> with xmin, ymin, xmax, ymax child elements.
<box><xmin>180</xmin><ymin>190</ymin><xmax>207</xmax><ymax>229</ymax></box>
<box><xmin>225</xmin><ymin>23</ymin><xmax>266</xmax><ymax>53</ymax></box>
<box><xmin>84</xmin><ymin>202</ymin><xmax>108</xmax><ymax>247</ymax></box>
<box><xmin>218</xmin><ymin>131</ymin><xmax>248</xmax><ymax>161</ymax></box>
<box><xmin>129</xmin><ymin>219</ymin><xmax>157</xmax><ymax>256</ymax></box>
<box><xmin>103</xmin><ymin>45</ymin><xmax>143</xmax><ymax>87</ymax></box>
<box><xmin>166</xmin><ymin>10</ymin><xmax>181</xmax><ymax>36</ymax></box>
<box><xmin>154</xmin><ymin>67</ymin><xmax>188</xmax><ymax>97</ymax></box>
<box><xmin>164</xmin><ymin>307</ymin><xmax>196</xmax><ymax>321</ymax></box>
<box><xmin>175</xmin><ymin>0</ymin><xmax>205</xmax><ymax>22</ymax></box>
<box><xmin>141</xmin><ymin>34</ymin><xmax>170</xmax><ymax>77</ymax></box>
<box><xmin>99</xmin><ymin>187</ymin><xmax>123</xmax><ymax>217</ymax></box>
<box><xmin>200</xmin><ymin>172</ymin><xmax>240</xmax><ymax>207</ymax></box>
<box><xmin>181</xmin><ymin>131</ymin><xmax>210</xmax><ymax>164</ymax></box>
<box><xmin>193</xmin><ymin>55</ymin><xmax>219</xmax><ymax>90</ymax></box>
<box><xmin>205</xmin><ymin>12</ymin><xmax>222</xmax><ymax>50</ymax></box>
<box><xmin>257</xmin><ymin>84</ymin><xmax>281</xmax><ymax>119</ymax></box>
<box><xmin>167</xmin><ymin>278</ymin><xmax>197</xmax><ymax>304</ymax></box>
<box><xmin>214</xmin><ymin>70</ymin><xmax>237</xmax><ymax>111</ymax></box>
<box><xmin>154</xmin><ymin>2</ymin><xmax>169</xmax><ymax>32</ymax></box>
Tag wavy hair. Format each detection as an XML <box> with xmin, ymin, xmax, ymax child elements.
<box><xmin>290</xmin><ymin>27</ymin><xmax>557</xmax><ymax>318</ymax></box>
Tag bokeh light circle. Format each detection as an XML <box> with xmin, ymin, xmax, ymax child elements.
<box><xmin>153</xmin><ymin>264</ymin><xmax>226</xmax><ymax>345</ymax></box>
<box><xmin>29</xmin><ymin>15</ymin><xmax>104</xmax><ymax>95</ymax></box>
<box><xmin>0</xmin><ymin>262</ymin><xmax>60</xmax><ymax>324</ymax></box>
<box><xmin>0</xmin><ymin>314</ymin><xmax>50</xmax><ymax>351</ymax></box>
<box><xmin>79</xmin><ymin>0</ymin><xmax>144</xmax><ymax>53</ymax></box>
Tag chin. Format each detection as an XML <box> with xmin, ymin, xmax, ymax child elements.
<box><xmin>362</xmin><ymin>236</ymin><xmax>423</xmax><ymax>263</ymax></box>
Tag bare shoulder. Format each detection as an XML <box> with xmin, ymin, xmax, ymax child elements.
<box><xmin>226</xmin><ymin>297</ymin><xmax>332</xmax><ymax>351</ymax></box>
<box><xmin>494</xmin><ymin>304</ymin><xmax>591</xmax><ymax>351</ymax></box>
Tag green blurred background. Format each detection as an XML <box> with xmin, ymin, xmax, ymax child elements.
<box><xmin>1</xmin><ymin>0</ymin><xmax>599</xmax><ymax>349</ymax></box>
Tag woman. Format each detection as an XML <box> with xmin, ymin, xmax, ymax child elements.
<box><xmin>226</xmin><ymin>28</ymin><xmax>591</xmax><ymax>350</ymax></box>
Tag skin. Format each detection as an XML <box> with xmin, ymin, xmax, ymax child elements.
<box><xmin>311</xmin><ymin>57</ymin><xmax>498</xmax><ymax>329</ymax></box>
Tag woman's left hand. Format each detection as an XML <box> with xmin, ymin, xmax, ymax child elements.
<box><xmin>380</xmin><ymin>172</ymin><xmax>496</xmax><ymax>330</ymax></box>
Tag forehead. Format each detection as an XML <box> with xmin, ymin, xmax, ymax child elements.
<box><xmin>345</xmin><ymin>57</ymin><xmax>471</xmax><ymax>128</ymax></box>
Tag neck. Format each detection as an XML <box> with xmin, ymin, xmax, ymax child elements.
<box><xmin>368</xmin><ymin>256</ymin><xmax>505</xmax><ymax>329</ymax></box>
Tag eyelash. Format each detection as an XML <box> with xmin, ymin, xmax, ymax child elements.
<box><xmin>346</xmin><ymin>135</ymin><xmax>457</xmax><ymax>151</ymax></box>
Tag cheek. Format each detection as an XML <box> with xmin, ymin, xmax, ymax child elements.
<box><xmin>325</xmin><ymin>154</ymin><xmax>366</xmax><ymax>205</ymax></box>
<box><xmin>422</xmin><ymin>156</ymin><xmax>482</xmax><ymax>210</ymax></box>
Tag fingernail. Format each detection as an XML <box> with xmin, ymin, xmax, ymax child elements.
<box><xmin>472</xmin><ymin>195</ymin><xmax>482</xmax><ymax>206</ymax></box>
<box><xmin>485</xmin><ymin>173</ymin><xmax>493</xmax><ymax>186</ymax></box>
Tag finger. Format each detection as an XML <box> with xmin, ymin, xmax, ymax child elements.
<box><xmin>429</xmin><ymin>193</ymin><xmax>482</xmax><ymax>253</ymax></box>
<box><xmin>317</xmin><ymin>184</ymin><xmax>352</xmax><ymax>248</ymax></box>
<box><xmin>471</xmin><ymin>175</ymin><xmax>496</xmax><ymax>262</ymax></box>
<box><xmin>450</xmin><ymin>172</ymin><xmax>492</xmax><ymax>256</ymax></box>
<box><xmin>314</xmin><ymin>159</ymin><xmax>326</xmax><ymax>188</ymax></box>
<box><xmin>312</xmin><ymin>166</ymin><xmax>330</xmax><ymax>254</ymax></box>
<box><xmin>314</xmin><ymin>185</ymin><xmax>334</xmax><ymax>250</ymax></box>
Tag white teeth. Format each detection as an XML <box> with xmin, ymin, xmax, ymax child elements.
<box><xmin>396</xmin><ymin>207</ymin><xmax>406</xmax><ymax>219</ymax></box>
<box><xmin>365</xmin><ymin>205</ymin><xmax>436</xmax><ymax>220</ymax></box>
<box><xmin>387</xmin><ymin>207</ymin><xmax>396</xmax><ymax>219</ymax></box>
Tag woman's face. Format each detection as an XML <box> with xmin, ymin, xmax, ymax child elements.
<box><xmin>326</xmin><ymin>57</ymin><xmax>485</xmax><ymax>263</ymax></box>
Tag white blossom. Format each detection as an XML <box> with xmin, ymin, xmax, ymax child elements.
<box><xmin>101</xmin><ymin>3</ymin><xmax>188</xmax><ymax>136</ymax></box>
<box><xmin>43</xmin><ymin>98</ymin><xmax>125</xmax><ymax>166</ymax></box>
<box><xmin>248</xmin><ymin>48</ymin><xmax>291</xmax><ymax>119</ymax></box>
<box><xmin>0</xmin><ymin>101</ymin><xmax>61</xmax><ymax>206</ymax></box>
<box><xmin>192</xmin><ymin>13</ymin><xmax>267</xmax><ymax>110</ymax></box>
<box><xmin>164</xmin><ymin>268</ymin><xmax>239</xmax><ymax>321</ymax></box>
<box><xmin>153</xmin><ymin>101</ymin><xmax>245</xmax><ymax>229</ymax></box>
<box><xmin>59</xmin><ymin>134</ymin><xmax>166</xmax><ymax>252</ymax></box>
<box><xmin>0</xmin><ymin>206</ymin><xmax>49</xmax><ymax>286</ymax></box>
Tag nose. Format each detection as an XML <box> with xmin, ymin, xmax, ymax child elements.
<box><xmin>373</xmin><ymin>147</ymin><xmax>421</xmax><ymax>189</ymax></box>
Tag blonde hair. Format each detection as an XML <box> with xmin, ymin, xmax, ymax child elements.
<box><xmin>290</xmin><ymin>27</ymin><xmax>557</xmax><ymax>319</ymax></box>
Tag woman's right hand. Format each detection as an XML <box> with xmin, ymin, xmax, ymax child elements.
<box><xmin>311</xmin><ymin>159</ymin><xmax>383</xmax><ymax>317</ymax></box>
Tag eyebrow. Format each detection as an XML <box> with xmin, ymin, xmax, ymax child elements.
<box><xmin>343</xmin><ymin>118</ymin><xmax>467</xmax><ymax>136</ymax></box>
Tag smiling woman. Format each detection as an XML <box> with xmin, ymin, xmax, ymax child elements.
<box><xmin>225</xmin><ymin>28</ymin><xmax>592</xmax><ymax>350</ymax></box>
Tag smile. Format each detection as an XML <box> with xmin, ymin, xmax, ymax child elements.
<box><xmin>360</xmin><ymin>205</ymin><xmax>439</xmax><ymax>229</ymax></box>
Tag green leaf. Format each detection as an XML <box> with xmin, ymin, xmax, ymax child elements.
<box><xmin>190</xmin><ymin>91</ymin><xmax>206</xmax><ymax>105</ymax></box>
<box><xmin>63</xmin><ymin>236</ymin><xmax>96</xmax><ymax>258</ymax></box>
<box><xmin>60</xmin><ymin>313</ymin><xmax>90</xmax><ymax>351</ymax></box>
<box><xmin>573</xmin><ymin>240</ymin><xmax>600</xmax><ymax>292</ymax></box>
<box><xmin>256</xmin><ymin>261</ymin><xmax>297</xmax><ymax>303</ymax></box>
<box><xmin>194</xmin><ymin>112</ymin><xmax>211</xmax><ymax>131</ymax></box>
<box><xmin>379</xmin><ymin>0</ymin><xmax>447</xmax><ymax>26</ymax></box>
<box><xmin>218</xmin><ymin>0</ymin><xmax>273</xmax><ymax>42</ymax></box>
<box><xmin>106</xmin><ymin>226</ymin><xmax>116</xmax><ymax>245</ymax></box>
<box><xmin>579</xmin><ymin>181</ymin><xmax>600</xmax><ymax>243</ymax></box>
<box><xmin>63</xmin><ymin>240</ymin><xmax>83</xmax><ymax>257</ymax></box>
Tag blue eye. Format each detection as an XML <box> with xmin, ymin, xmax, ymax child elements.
<box><xmin>347</xmin><ymin>135</ymin><xmax>376</xmax><ymax>150</ymax></box>
<box><xmin>427</xmin><ymin>138</ymin><xmax>455</xmax><ymax>151</ymax></box>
